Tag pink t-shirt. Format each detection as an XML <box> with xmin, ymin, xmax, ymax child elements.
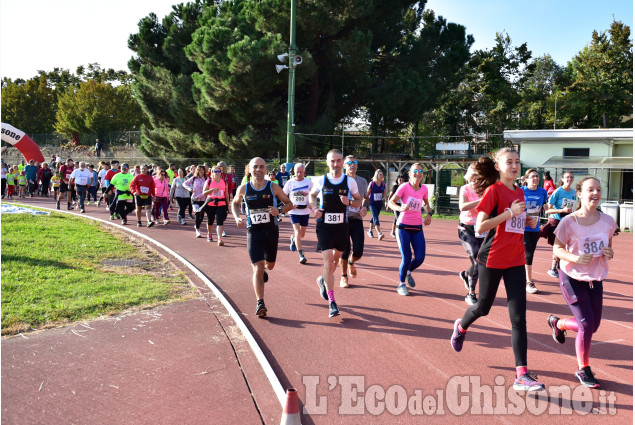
<box><xmin>459</xmin><ymin>184</ymin><xmax>480</xmax><ymax>225</ymax></box>
<box><xmin>205</xmin><ymin>178</ymin><xmax>227</xmax><ymax>206</ymax></box>
<box><xmin>395</xmin><ymin>182</ymin><xmax>428</xmax><ymax>226</ymax></box>
<box><xmin>554</xmin><ymin>212</ymin><xmax>617</xmax><ymax>282</ymax></box>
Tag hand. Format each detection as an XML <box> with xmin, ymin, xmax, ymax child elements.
<box><xmin>424</xmin><ymin>214</ymin><xmax>432</xmax><ymax>226</ymax></box>
<box><xmin>602</xmin><ymin>246</ymin><xmax>614</xmax><ymax>260</ymax></box>
<box><xmin>360</xmin><ymin>206</ymin><xmax>368</xmax><ymax>218</ymax></box>
<box><xmin>510</xmin><ymin>199</ymin><xmax>525</xmax><ymax>216</ymax></box>
<box><xmin>314</xmin><ymin>208</ymin><xmax>324</xmax><ymax>220</ymax></box>
<box><xmin>210</xmin><ymin>187</ymin><xmax>219</xmax><ymax>192</ymax></box>
<box><xmin>235</xmin><ymin>217</ymin><xmax>245</xmax><ymax>228</ymax></box>
<box><xmin>563</xmin><ymin>207</ymin><xmax>572</xmax><ymax>214</ymax></box>
<box><xmin>339</xmin><ymin>195</ymin><xmax>350</xmax><ymax>205</ymax></box>
<box><xmin>400</xmin><ymin>204</ymin><xmax>410</xmax><ymax>212</ymax></box>
<box><xmin>268</xmin><ymin>206</ymin><xmax>279</xmax><ymax>216</ymax></box>
<box><xmin>527</xmin><ymin>216</ymin><xmax>538</xmax><ymax>228</ymax></box>
<box><xmin>576</xmin><ymin>253</ymin><xmax>593</xmax><ymax>265</ymax></box>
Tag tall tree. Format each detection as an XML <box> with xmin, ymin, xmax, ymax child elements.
<box><xmin>1</xmin><ymin>75</ymin><xmax>57</xmax><ymax>134</ymax></box>
<box><xmin>516</xmin><ymin>55</ymin><xmax>566</xmax><ymax>129</ymax></box>
<box><xmin>566</xmin><ymin>20</ymin><xmax>633</xmax><ymax>128</ymax></box>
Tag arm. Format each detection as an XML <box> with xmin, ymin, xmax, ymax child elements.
<box><xmin>387</xmin><ymin>193</ymin><xmax>404</xmax><ymax>212</ymax></box>
<box><xmin>459</xmin><ymin>189</ymin><xmax>480</xmax><ymax>211</ymax></box>
<box><xmin>423</xmin><ymin>197</ymin><xmax>432</xmax><ymax>226</ymax></box>
<box><xmin>475</xmin><ymin>199</ymin><xmax>525</xmax><ymax>234</ymax></box>
<box><xmin>231</xmin><ymin>184</ymin><xmax>246</xmax><ymax>228</ymax></box>
<box><xmin>271</xmin><ymin>183</ymin><xmax>296</xmax><ymax>214</ymax></box>
<box><xmin>309</xmin><ymin>184</ymin><xmax>322</xmax><ymax>220</ymax></box>
<box><xmin>553</xmin><ymin>236</ymin><xmax>592</xmax><ymax>265</ymax></box>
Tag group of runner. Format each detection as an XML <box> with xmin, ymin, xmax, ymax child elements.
<box><xmin>7</xmin><ymin>148</ymin><xmax>618</xmax><ymax>392</ymax></box>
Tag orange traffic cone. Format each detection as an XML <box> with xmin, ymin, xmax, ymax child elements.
<box><xmin>280</xmin><ymin>388</ymin><xmax>301</xmax><ymax>425</ymax></box>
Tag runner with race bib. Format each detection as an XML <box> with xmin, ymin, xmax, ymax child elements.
<box><xmin>547</xmin><ymin>177</ymin><xmax>617</xmax><ymax>389</ymax></box>
<box><xmin>451</xmin><ymin>149</ymin><xmax>546</xmax><ymax>393</ymax></box>
<box><xmin>231</xmin><ymin>157</ymin><xmax>295</xmax><ymax>318</ymax></box>
<box><xmin>283</xmin><ymin>163</ymin><xmax>313</xmax><ymax>264</ymax></box>
<box><xmin>541</xmin><ymin>172</ymin><xmax>576</xmax><ymax>278</ymax></box>
<box><xmin>309</xmin><ymin>149</ymin><xmax>362</xmax><ymax>318</ymax></box>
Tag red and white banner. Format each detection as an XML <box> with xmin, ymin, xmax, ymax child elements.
<box><xmin>1</xmin><ymin>122</ymin><xmax>45</xmax><ymax>163</ymax></box>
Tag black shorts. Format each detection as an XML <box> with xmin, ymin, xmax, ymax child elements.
<box><xmin>203</xmin><ymin>204</ymin><xmax>228</xmax><ymax>226</ymax></box>
<box><xmin>316</xmin><ymin>222</ymin><xmax>349</xmax><ymax>252</ymax></box>
<box><xmin>342</xmin><ymin>218</ymin><xmax>364</xmax><ymax>259</ymax></box>
<box><xmin>135</xmin><ymin>195</ymin><xmax>152</xmax><ymax>207</ymax></box>
<box><xmin>60</xmin><ymin>182</ymin><xmax>69</xmax><ymax>193</ymax></box>
<box><xmin>247</xmin><ymin>227</ymin><xmax>279</xmax><ymax>264</ymax></box>
<box><xmin>523</xmin><ymin>231</ymin><xmax>541</xmax><ymax>265</ymax></box>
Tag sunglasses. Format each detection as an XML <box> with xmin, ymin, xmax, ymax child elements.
<box><xmin>345</xmin><ymin>160</ymin><xmax>358</xmax><ymax>165</ymax></box>
<box><xmin>412</xmin><ymin>169</ymin><xmax>424</xmax><ymax>174</ymax></box>
<box><xmin>213</xmin><ymin>170</ymin><xmax>221</xmax><ymax>173</ymax></box>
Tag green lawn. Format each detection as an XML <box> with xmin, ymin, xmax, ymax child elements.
<box><xmin>1</xmin><ymin>211</ymin><xmax>198</xmax><ymax>335</ymax></box>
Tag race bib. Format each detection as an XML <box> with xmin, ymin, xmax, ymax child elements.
<box><xmin>293</xmin><ymin>193</ymin><xmax>307</xmax><ymax>205</ymax></box>
<box><xmin>250</xmin><ymin>210</ymin><xmax>271</xmax><ymax>224</ymax></box>
<box><xmin>406</xmin><ymin>196</ymin><xmax>422</xmax><ymax>212</ymax></box>
<box><xmin>324</xmin><ymin>212</ymin><xmax>344</xmax><ymax>224</ymax></box>
<box><xmin>505</xmin><ymin>212</ymin><xmax>526</xmax><ymax>234</ymax></box>
<box><xmin>561</xmin><ymin>198</ymin><xmax>575</xmax><ymax>209</ymax></box>
<box><xmin>373</xmin><ymin>192</ymin><xmax>383</xmax><ymax>201</ymax></box>
<box><xmin>65</xmin><ymin>173</ymin><xmax>72</xmax><ymax>180</ymax></box>
<box><xmin>579</xmin><ymin>234</ymin><xmax>606</xmax><ymax>257</ymax></box>
<box><xmin>76</xmin><ymin>177</ymin><xmax>88</xmax><ymax>185</ymax></box>
<box><xmin>210</xmin><ymin>189</ymin><xmax>224</xmax><ymax>198</ymax></box>
<box><xmin>140</xmin><ymin>186</ymin><xmax>150</xmax><ymax>194</ymax></box>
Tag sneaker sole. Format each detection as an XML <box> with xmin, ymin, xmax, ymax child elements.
<box><xmin>450</xmin><ymin>319</ymin><xmax>464</xmax><ymax>352</ymax></box>
<box><xmin>256</xmin><ymin>307</ymin><xmax>267</xmax><ymax>317</ymax></box>
<box><xmin>459</xmin><ymin>272</ymin><xmax>469</xmax><ymax>291</ymax></box>
<box><xmin>317</xmin><ymin>276</ymin><xmax>328</xmax><ymax>300</ymax></box>
<box><xmin>574</xmin><ymin>373</ymin><xmax>600</xmax><ymax>388</ymax></box>
<box><xmin>299</xmin><ymin>257</ymin><xmax>307</xmax><ymax>264</ymax></box>
<box><xmin>329</xmin><ymin>310</ymin><xmax>340</xmax><ymax>318</ymax></box>
<box><xmin>548</xmin><ymin>315</ymin><xmax>566</xmax><ymax>344</ymax></box>
<box><xmin>406</xmin><ymin>275</ymin><xmax>415</xmax><ymax>288</ymax></box>
<box><xmin>512</xmin><ymin>383</ymin><xmax>545</xmax><ymax>391</ymax></box>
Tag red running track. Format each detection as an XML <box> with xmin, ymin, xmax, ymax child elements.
<box><xmin>5</xmin><ymin>198</ymin><xmax>634</xmax><ymax>424</ymax></box>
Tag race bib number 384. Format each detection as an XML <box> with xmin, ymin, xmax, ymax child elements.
<box><xmin>579</xmin><ymin>235</ymin><xmax>606</xmax><ymax>257</ymax></box>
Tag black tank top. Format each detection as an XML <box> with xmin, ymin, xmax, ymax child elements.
<box><xmin>318</xmin><ymin>174</ymin><xmax>349</xmax><ymax>225</ymax></box>
<box><xmin>245</xmin><ymin>180</ymin><xmax>277</xmax><ymax>230</ymax></box>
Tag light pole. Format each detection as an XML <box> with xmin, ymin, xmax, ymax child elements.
<box><xmin>286</xmin><ymin>0</ymin><xmax>297</xmax><ymax>164</ymax></box>
<box><xmin>554</xmin><ymin>91</ymin><xmax>566</xmax><ymax>129</ymax></box>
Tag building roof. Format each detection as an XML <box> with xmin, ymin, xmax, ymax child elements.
<box><xmin>505</xmin><ymin>128</ymin><xmax>633</xmax><ymax>143</ymax></box>
<box><xmin>541</xmin><ymin>156</ymin><xmax>633</xmax><ymax>170</ymax></box>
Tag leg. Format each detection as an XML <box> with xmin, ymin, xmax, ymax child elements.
<box><xmin>396</xmin><ymin>228</ymin><xmax>413</xmax><ymax>283</ymax></box>
<box><xmin>502</xmin><ymin>266</ymin><xmax>528</xmax><ymax>367</ymax></box>
<box><xmin>252</xmin><ymin>261</ymin><xmax>266</xmax><ymax>300</ymax></box>
<box><xmin>292</xmin><ymin>222</ymin><xmax>304</xmax><ymax>251</ymax></box>
<box><xmin>461</xmin><ymin>265</ymin><xmax>503</xmax><ymax>329</ymax></box>
<box><xmin>408</xmin><ymin>230</ymin><xmax>426</xmax><ymax>273</ymax></box>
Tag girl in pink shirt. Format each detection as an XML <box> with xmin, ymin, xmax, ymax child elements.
<box><xmin>547</xmin><ymin>177</ymin><xmax>617</xmax><ymax>388</ymax></box>
<box><xmin>387</xmin><ymin>163</ymin><xmax>432</xmax><ymax>296</ymax></box>
<box><xmin>457</xmin><ymin>164</ymin><xmax>483</xmax><ymax>305</ymax></box>
<box><xmin>153</xmin><ymin>168</ymin><xmax>171</xmax><ymax>224</ymax></box>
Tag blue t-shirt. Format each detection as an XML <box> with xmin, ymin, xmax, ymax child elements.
<box><xmin>24</xmin><ymin>165</ymin><xmax>37</xmax><ymax>181</ymax></box>
<box><xmin>548</xmin><ymin>187</ymin><xmax>576</xmax><ymax>220</ymax></box>
<box><xmin>522</xmin><ymin>186</ymin><xmax>549</xmax><ymax>232</ymax></box>
<box><xmin>91</xmin><ymin>170</ymin><xmax>99</xmax><ymax>187</ymax></box>
<box><xmin>275</xmin><ymin>171</ymin><xmax>291</xmax><ymax>187</ymax></box>
<box><xmin>369</xmin><ymin>181</ymin><xmax>386</xmax><ymax>204</ymax></box>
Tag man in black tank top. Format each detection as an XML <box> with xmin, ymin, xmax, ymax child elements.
<box><xmin>309</xmin><ymin>149</ymin><xmax>363</xmax><ymax>318</ymax></box>
<box><xmin>231</xmin><ymin>157</ymin><xmax>295</xmax><ymax>317</ymax></box>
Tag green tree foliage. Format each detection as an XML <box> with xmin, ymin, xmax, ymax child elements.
<box><xmin>54</xmin><ymin>80</ymin><xmax>144</xmax><ymax>137</ymax></box>
<box><xmin>565</xmin><ymin>20</ymin><xmax>633</xmax><ymax>128</ymax></box>
<box><xmin>516</xmin><ymin>55</ymin><xmax>566</xmax><ymax>129</ymax></box>
<box><xmin>130</xmin><ymin>0</ymin><xmax>472</xmax><ymax>158</ymax></box>
<box><xmin>1</xmin><ymin>75</ymin><xmax>57</xmax><ymax>134</ymax></box>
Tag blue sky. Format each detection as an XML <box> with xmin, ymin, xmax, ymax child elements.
<box><xmin>0</xmin><ymin>0</ymin><xmax>632</xmax><ymax>80</ymax></box>
<box><xmin>425</xmin><ymin>0</ymin><xmax>633</xmax><ymax>65</ymax></box>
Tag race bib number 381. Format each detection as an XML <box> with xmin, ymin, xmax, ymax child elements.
<box><xmin>324</xmin><ymin>213</ymin><xmax>344</xmax><ymax>224</ymax></box>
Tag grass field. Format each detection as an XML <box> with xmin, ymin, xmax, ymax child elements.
<box><xmin>1</xmin><ymin>211</ymin><xmax>199</xmax><ymax>336</ymax></box>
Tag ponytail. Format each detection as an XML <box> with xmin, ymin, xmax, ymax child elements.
<box><xmin>473</xmin><ymin>156</ymin><xmax>498</xmax><ymax>195</ymax></box>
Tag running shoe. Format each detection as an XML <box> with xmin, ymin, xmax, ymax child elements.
<box><xmin>547</xmin><ymin>268</ymin><xmax>559</xmax><ymax>278</ymax></box>
<box><xmin>121</xmin><ymin>219</ymin><xmax>127</xmax><ymax>225</ymax></box>
<box><xmin>405</xmin><ymin>273</ymin><xmax>416</xmax><ymax>288</ymax></box>
<box><xmin>182</xmin><ymin>220</ymin><xmax>187</xmax><ymax>225</ymax></box>
<box><xmin>147</xmin><ymin>221</ymin><xmax>155</xmax><ymax>228</ymax></box>
<box><xmin>110</xmin><ymin>214</ymin><xmax>116</xmax><ymax>220</ymax></box>
<box><xmin>218</xmin><ymin>240</ymin><xmax>224</xmax><ymax>246</ymax></box>
<box><xmin>115</xmin><ymin>214</ymin><xmax>121</xmax><ymax>219</ymax></box>
<box><xmin>575</xmin><ymin>366</ymin><xmax>600</xmax><ymax>388</ymax></box>
<box><xmin>80</xmin><ymin>209</ymin><xmax>85</xmax><ymax>213</ymax></box>
<box><xmin>378</xmin><ymin>233</ymin><xmax>385</xmax><ymax>241</ymax></box>
<box><xmin>263</xmin><ymin>271</ymin><xmax>268</xmax><ymax>283</ymax></box>
<box><xmin>465</xmin><ymin>293</ymin><xmax>477</xmax><ymax>305</ymax></box>
<box><xmin>450</xmin><ymin>318</ymin><xmax>465</xmax><ymax>352</ymax></box>
<box><xmin>347</xmin><ymin>261</ymin><xmax>357</xmax><ymax>278</ymax></box>
<box><xmin>164</xmin><ymin>219</ymin><xmax>170</xmax><ymax>225</ymax></box>
<box><xmin>196</xmin><ymin>229</ymin><xmax>202</xmax><ymax>238</ymax></box>
<box><xmin>222</xmin><ymin>230</ymin><xmax>227</xmax><ymax>237</ymax></box>
<box><xmin>56</xmin><ymin>201</ymin><xmax>61</xmax><ymax>210</ymax></box>
<box><xmin>299</xmin><ymin>254</ymin><xmax>307</xmax><ymax>264</ymax></box>
<box><xmin>68</xmin><ymin>205</ymin><xmax>73</xmax><ymax>210</ymax></box>
<box><xmin>317</xmin><ymin>276</ymin><xmax>328</xmax><ymax>300</ymax></box>
<box><xmin>513</xmin><ymin>373</ymin><xmax>545</xmax><ymax>391</ymax></box>
<box><xmin>329</xmin><ymin>301</ymin><xmax>340</xmax><ymax>317</ymax></box>
<box><xmin>397</xmin><ymin>284</ymin><xmax>409</xmax><ymax>296</ymax></box>
<box><xmin>255</xmin><ymin>300</ymin><xmax>267</xmax><ymax>317</ymax></box>
<box><xmin>547</xmin><ymin>314</ymin><xmax>566</xmax><ymax>344</ymax></box>
<box><xmin>207</xmin><ymin>235</ymin><xmax>213</xmax><ymax>242</ymax></box>
<box><xmin>390</xmin><ymin>232</ymin><xmax>395</xmax><ymax>237</ymax></box>
<box><xmin>137</xmin><ymin>221</ymin><xmax>142</xmax><ymax>227</ymax></box>
<box><xmin>367</xmin><ymin>230</ymin><xmax>374</xmax><ymax>238</ymax></box>
<box><xmin>459</xmin><ymin>271</ymin><xmax>469</xmax><ymax>291</ymax></box>
<box><xmin>526</xmin><ymin>281</ymin><xmax>538</xmax><ymax>294</ymax></box>
<box><xmin>290</xmin><ymin>235</ymin><xmax>296</xmax><ymax>251</ymax></box>
<box><xmin>340</xmin><ymin>276</ymin><xmax>349</xmax><ymax>288</ymax></box>
<box><xmin>177</xmin><ymin>217</ymin><xmax>182</xmax><ymax>224</ymax></box>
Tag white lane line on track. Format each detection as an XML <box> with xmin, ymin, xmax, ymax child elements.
<box><xmin>362</xmin><ymin>263</ymin><xmax>631</xmax><ymax>386</ymax></box>
<box><xmin>24</xmin><ymin>204</ymin><xmax>287</xmax><ymax>407</ymax></box>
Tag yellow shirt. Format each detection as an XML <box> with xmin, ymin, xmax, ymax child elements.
<box><xmin>51</xmin><ymin>175</ymin><xmax>61</xmax><ymax>187</ymax></box>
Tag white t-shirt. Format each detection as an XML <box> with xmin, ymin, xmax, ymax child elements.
<box><xmin>70</xmin><ymin>168</ymin><xmax>93</xmax><ymax>186</ymax></box>
<box><xmin>310</xmin><ymin>174</ymin><xmax>359</xmax><ymax>202</ymax></box>
<box><xmin>98</xmin><ymin>169</ymin><xmax>108</xmax><ymax>185</ymax></box>
<box><xmin>283</xmin><ymin>177</ymin><xmax>314</xmax><ymax>215</ymax></box>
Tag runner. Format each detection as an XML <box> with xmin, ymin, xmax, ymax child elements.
<box><xmin>541</xmin><ymin>171</ymin><xmax>576</xmax><ymax>278</ymax></box>
<box><xmin>200</xmin><ymin>164</ymin><xmax>230</xmax><ymax>245</ymax></box>
<box><xmin>387</xmin><ymin>163</ymin><xmax>432</xmax><ymax>296</ymax></box>
<box><xmin>183</xmin><ymin>165</ymin><xmax>208</xmax><ymax>238</ymax></box>
<box><xmin>104</xmin><ymin>161</ymin><xmax>121</xmax><ymax>219</ymax></box>
<box><xmin>97</xmin><ymin>162</ymin><xmax>109</xmax><ymax>205</ymax></box>
<box><xmin>522</xmin><ymin>168</ymin><xmax>549</xmax><ymax>294</ymax></box>
<box><xmin>106</xmin><ymin>163</ymin><xmax>136</xmax><ymax>225</ymax></box>
<box><xmin>546</xmin><ymin>177</ymin><xmax>616</xmax><ymax>388</ymax></box>
<box><xmin>231</xmin><ymin>157</ymin><xmax>295</xmax><ymax>317</ymax></box>
<box><xmin>69</xmin><ymin>161</ymin><xmax>93</xmax><ymax>213</ymax></box>
<box><xmin>283</xmin><ymin>163</ymin><xmax>314</xmax><ymax>264</ymax></box>
<box><xmin>457</xmin><ymin>164</ymin><xmax>483</xmax><ymax>305</ymax></box>
<box><xmin>450</xmin><ymin>149</ymin><xmax>545</xmax><ymax>392</ymax></box>
<box><xmin>388</xmin><ymin>175</ymin><xmax>405</xmax><ymax>237</ymax></box>
<box><xmin>6</xmin><ymin>166</ymin><xmax>16</xmax><ymax>199</ymax></box>
<box><xmin>153</xmin><ymin>168</ymin><xmax>171</xmax><ymax>225</ymax></box>
<box><xmin>338</xmin><ymin>155</ymin><xmax>368</xmax><ymax>288</ymax></box>
<box><xmin>367</xmin><ymin>169</ymin><xmax>387</xmax><ymax>240</ymax></box>
<box><xmin>58</xmin><ymin>158</ymin><xmax>74</xmax><ymax>210</ymax></box>
<box><xmin>130</xmin><ymin>164</ymin><xmax>156</xmax><ymax>227</ymax></box>
<box><xmin>275</xmin><ymin>163</ymin><xmax>291</xmax><ymax>188</ymax></box>
<box><xmin>543</xmin><ymin>171</ymin><xmax>556</xmax><ymax>196</ymax></box>
<box><xmin>309</xmin><ymin>149</ymin><xmax>362</xmax><ymax>317</ymax></box>
<box><xmin>88</xmin><ymin>164</ymin><xmax>99</xmax><ymax>205</ymax></box>
<box><xmin>170</xmin><ymin>168</ymin><xmax>191</xmax><ymax>225</ymax></box>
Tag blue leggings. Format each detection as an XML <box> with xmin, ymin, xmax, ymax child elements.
<box><xmin>369</xmin><ymin>202</ymin><xmax>382</xmax><ymax>225</ymax></box>
<box><xmin>396</xmin><ymin>227</ymin><xmax>426</xmax><ymax>282</ymax></box>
